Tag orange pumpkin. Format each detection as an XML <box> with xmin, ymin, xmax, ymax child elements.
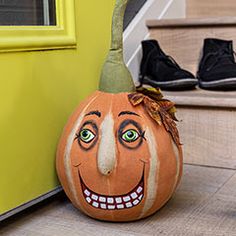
<box><xmin>56</xmin><ymin>0</ymin><xmax>183</xmax><ymax>222</ymax></box>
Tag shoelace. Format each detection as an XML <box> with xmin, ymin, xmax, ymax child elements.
<box><xmin>139</xmin><ymin>48</ymin><xmax>180</xmax><ymax>86</ymax></box>
<box><xmin>198</xmin><ymin>48</ymin><xmax>236</xmax><ymax>73</ymax></box>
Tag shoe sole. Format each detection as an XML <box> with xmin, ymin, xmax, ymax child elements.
<box><xmin>199</xmin><ymin>77</ymin><xmax>236</xmax><ymax>90</ymax></box>
<box><xmin>141</xmin><ymin>76</ymin><xmax>198</xmax><ymax>91</ymax></box>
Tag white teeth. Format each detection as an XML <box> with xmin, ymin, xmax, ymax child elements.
<box><xmin>92</xmin><ymin>202</ymin><xmax>99</xmax><ymax>208</ymax></box>
<box><xmin>126</xmin><ymin>202</ymin><xmax>132</xmax><ymax>208</ymax></box>
<box><xmin>83</xmin><ymin>183</ymin><xmax>144</xmax><ymax>209</ymax></box>
<box><xmin>107</xmin><ymin>197</ymin><xmax>114</xmax><ymax>204</ymax></box>
<box><xmin>123</xmin><ymin>196</ymin><xmax>131</xmax><ymax>202</ymax></box>
<box><xmin>84</xmin><ymin>189</ymin><xmax>91</xmax><ymax>196</ymax></box>
<box><xmin>131</xmin><ymin>192</ymin><xmax>138</xmax><ymax>199</ymax></box>
<box><xmin>137</xmin><ymin>186</ymin><xmax>143</xmax><ymax>194</ymax></box>
<box><xmin>100</xmin><ymin>204</ymin><xmax>107</xmax><ymax>209</ymax></box>
<box><xmin>138</xmin><ymin>194</ymin><xmax>143</xmax><ymax>201</ymax></box>
<box><xmin>115</xmin><ymin>197</ymin><xmax>122</xmax><ymax>203</ymax></box>
<box><xmin>86</xmin><ymin>197</ymin><xmax>92</xmax><ymax>203</ymax></box>
<box><xmin>99</xmin><ymin>197</ymin><xmax>106</xmax><ymax>203</ymax></box>
<box><xmin>91</xmin><ymin>194</ymin><xmax>98</xmax><ymax>201</ymax></box>
<box><xmin>133</xmin><ymin>200</ymin><xmax>139</xmax><ymax>205</ymax></box>
<box><xmin>117</xmin><ymin>204</ymin><xmax>124</xmax><ymax>209</ymax></box>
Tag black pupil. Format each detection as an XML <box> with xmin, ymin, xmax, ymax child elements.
<box><xmin>127</xmin><ymin>131</ymin><xmax>134</xmax><ymax>138</ymax></box>
<box><xmin>81</xmin><ymin>130</ymin><xmax>89</xmax><ymax>137</ymax></box>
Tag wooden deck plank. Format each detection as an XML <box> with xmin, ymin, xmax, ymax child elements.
<box><xmin>215</xmin><ymin>171</ymin><xmax>236</xmax><ymax>199</ymax></box>
<box><xmin>0</xmin><ymin>165</ymin><xmax>235</xmax><ymax>236</ymax></box>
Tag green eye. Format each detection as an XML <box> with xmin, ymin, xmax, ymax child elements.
<box><xmin>121</xmin><ymin>129</ymin><xmax>139</xmax><ymax>143</ymax></box>
<box><xmin>79</xmin><ymin>129</ymin><xmax>95</xmax><ymax>143</ymax></box>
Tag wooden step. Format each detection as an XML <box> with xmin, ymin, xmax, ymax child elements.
<box><xmin>164</xmin><ymin>89</ymin><xmax>236</xmax><ymax>108</ymax></box>
<box><xmin>147</xmin><ymin>17</ymin><xmax>236</xmax><ymax>170</ymax></box>
<box><xmin>163</xmin><ymin>89</ymin><xmax>236</xmax><ymax>170</ymax></box>
<box><xmin>146</xmin><ymin>17</ymin><xmax>236</xmax><ymax>74</ymax></box>
<box><xmin>147</xmin><ymin>17</ymin><xmax>236</xmax><ymax>28</ymax></box>
<box><xmin>186</xmin><ymin>0</ymin><xmax>236</xmax><ymax>18</ymax></box>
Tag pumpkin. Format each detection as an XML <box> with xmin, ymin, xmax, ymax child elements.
<box><xmin>56</xmin><ymin>0</ymin><xmax>183</xmax><ymax>222</ymax></box>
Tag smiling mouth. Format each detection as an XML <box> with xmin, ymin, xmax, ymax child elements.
<box><xmin>79</xmin><ymin>173</ymin><xmax>144</xmax><ymax>210</ymax></box>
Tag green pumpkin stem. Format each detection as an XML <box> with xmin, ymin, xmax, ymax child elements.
<box><xmin>99</xmin><ymin>0</ymin><xmax>135</xmax><ymax>93</ymax></box>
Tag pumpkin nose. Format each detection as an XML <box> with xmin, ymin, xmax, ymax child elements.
<box><xmin>97</xmin><ymin>112</ymin><xmax>116</xmax><ymax>175</ymax></box>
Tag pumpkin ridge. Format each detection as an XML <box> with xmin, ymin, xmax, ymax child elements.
<box><xmin>62</xmin><ymin>93</ymin><xmax>100</xmax><ymax>209</ymax></box>
<box><xmin>139</xmin><ymin>127</ymin><xmax>159</xmax><ymax>218</ymax></box>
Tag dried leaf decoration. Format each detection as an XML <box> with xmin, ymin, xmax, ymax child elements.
<box><xmin>128</xmin><ymin>87</ymin><xmax>181</xmax><ymax>146</ymax></box>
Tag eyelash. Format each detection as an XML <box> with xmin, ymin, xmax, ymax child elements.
<box><xmin>74</xmin><ymin>133</ymin><xmax>79</xmax><ymax>141</ymax></box>
<box><xmin>140</xmin><ymin>131</ymin><xmax>146</xmax><ymax>140</ymax></box>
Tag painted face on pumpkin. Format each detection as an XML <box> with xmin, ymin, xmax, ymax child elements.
<box><xmin>74</xmin><ymin>109</ymin><xmax>146</xmax><ymax>211</ymax></box>
<box><xmin>58</xmin><ymin>91</ymin><xmax>182</xmax><ymax>221</ymax></box>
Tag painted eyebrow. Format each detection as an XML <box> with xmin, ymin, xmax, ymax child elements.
<box><xmin>118</xmin><ymin>111</ymin><xmax>140</xmax><ymax>117</ymax></box>
<box><xmin>85</xmin><ymin>110</ymin><xmax>101</xmax><ymax>117</ymax></box>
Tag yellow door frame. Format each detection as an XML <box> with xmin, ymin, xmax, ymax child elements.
<box><xmin>0</xmin><ymin>0</ymin><xmax>76</xmax><ymax>52</ymax></box>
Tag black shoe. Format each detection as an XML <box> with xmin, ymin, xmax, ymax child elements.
<box><xmin>139</xmin><ymin>40</ymin><xmax>197</xmax><ymax>91</ymax></box>
<box><xmin>197</xmin><ymin>38</ymin><xmax>236</xmax><ymax>90</ymax></box>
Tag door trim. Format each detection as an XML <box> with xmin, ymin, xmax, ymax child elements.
<box><xmin>0</xmin><ymin>0</ymin><xmax>76</xmax><ymax>52</ymax></box>
<box><xmin>0</xmin><ymin>187</ymin><xmax>63</xmax><ymax>222</ymax></box>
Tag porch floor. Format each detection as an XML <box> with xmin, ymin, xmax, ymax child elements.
<box><xmin>1</xmin><ymin>164</ymin><xmax>236</xmax><ymax>236</ymax></box>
